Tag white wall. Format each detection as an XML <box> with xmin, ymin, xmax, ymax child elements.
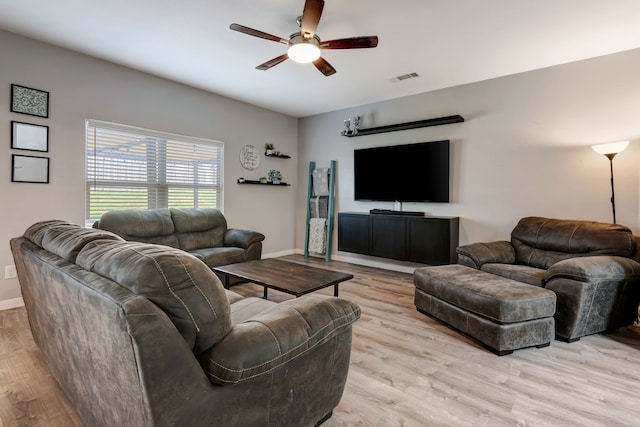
<box><xmin>0</xmin><ymin>30</ymin><xmax>298</xmax><ymax>304</ymax></box>
<box><xmin>297</xmin><ymin>48</ymin><xmax>640</xmax><ymax>267</ymax></box>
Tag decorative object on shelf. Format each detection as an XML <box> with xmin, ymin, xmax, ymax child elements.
<box><xmin>12</xmin><ymin>154</ymin><xmax>50</xmax><ymax>183</ymax></box>
<box><xmin>341</xmin><ymin>115</ymin><xmax>361</xmax><ymax>136</ymax></box>
<box><xmin>260</xmin><ymin>177</ymin><xmax>268</xmax><ymax>183</ymax></box>
<box><xmin>267</xmin><ymin>169</ymin><xmax>283</xmax><ymax>184</ymax></box>
<box><xmin>11</xmin><ymin>84</ymin><xmax>49</xmax><ymax>118</ymax></box>
<box><xmin>11</xmin><ymin>121</ymin><xmax>49</xmax><ymax>152</ymax></box>
<box><xmin>239</xmin><ymin>144</ymin><xmax>260</xmax><ymax>170</ymax></box>
<box><xmin>342</xmin><ymin>114</ymin><xmax>464</xmax><ymax>137</ymax></box>
<box><xmin>265</xmin><ymin>143</ymin><xmax>275</xmax><ymax>155</ymax></box>
<box><xmin>592</xmin><ymin>140</ymin><xmax>630</xmax><ymax>224</ymax></box>
<box><xmin>238</xmin><ymin>177</ymin><xmax>245</xmax><ymax>183</ymax></box>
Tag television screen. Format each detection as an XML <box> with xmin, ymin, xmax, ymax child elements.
<box><xmin>354</xmin><ymin>140</ymin><xmax>450</xmax><ymax>202</ymax></box>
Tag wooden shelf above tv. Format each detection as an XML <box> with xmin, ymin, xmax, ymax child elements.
<box><xmin>342</xmin><ymin>115</ymin><xmax>464</xmax><ymax>137</ymax></box>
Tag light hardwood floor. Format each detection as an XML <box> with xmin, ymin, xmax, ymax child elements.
<box><xmin>1</xmin><ymin>254</ymin><xmax>640</xmax><ymax>426</ymax></box>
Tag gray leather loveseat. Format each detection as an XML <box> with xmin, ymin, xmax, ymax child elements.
<box><xmin>456</xmin><ymin>217</ymin><xmax>640</xmax><ymax>341</ymax></box>
<box><xmin>94</xmin><ymin>207</ymin><xmax>264</xmax><ymax>283</ymax></box>
<box><xmin>11</xmin><ymin>220</ymin><xmax>360</xmax><ymax>426</ymax></box>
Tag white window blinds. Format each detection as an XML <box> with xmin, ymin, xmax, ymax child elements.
<box><xmin>86</xmin><ymin>120</ymin><xmax>223</xmax><ymax>224</ymax></box>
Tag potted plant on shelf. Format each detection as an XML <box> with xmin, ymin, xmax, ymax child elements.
<box><xmin>267</xmin><ymin>169</ymin><xmax>283</xmax><ymax>184</ymax></box>
<box><xmin>265</xmin><ymin>143</ymin><xmax>275</xmax><ymax>155</ymax></box>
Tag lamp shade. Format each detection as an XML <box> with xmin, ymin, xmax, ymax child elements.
<box><xmin>592</xmin><ymin>141</ymin><xmax>630</xmax><ymax>156</ymax></box>
<box><xmin>288</xmin><ymin>42</ymin><xmax>321</xmax><ymax>63</ymax></box>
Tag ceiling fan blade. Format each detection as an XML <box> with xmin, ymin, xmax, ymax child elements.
<box><xmin>320</xmin><ymin>36</ymin><xmax>379</xmax><ymax>49</ymax></box>
<box><xmin>313</xmin><ymin>56</ymin><xmax>336</xmax><ymax>76</ymax></box>
<box><xmin>256</xmin><ymin>53</ymin><xmax>289</xmax><ymax>71</ymax></box>
<box><xmin>230</xmin><ymin>23</ymin><xmax>289</xmax><ymax>45</ymax></box>
<box><xmin>300</xmin><ymin>0</ymin><xmax>324</xmax><ymax>38</ymax></box>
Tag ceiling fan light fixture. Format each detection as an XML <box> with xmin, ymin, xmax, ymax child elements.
<box><xmin>288</xmin><ymin>41</ymin><xmax>321</xmax><ymax>63</ymax></box>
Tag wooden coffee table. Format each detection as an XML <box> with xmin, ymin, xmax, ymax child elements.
<box><xmin>212</xmin><ymin>258</ymin><xmax>354</xmax><ymax>299</ymax></box>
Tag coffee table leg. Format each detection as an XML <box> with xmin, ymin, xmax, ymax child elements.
<box><xmin>263</xmin><ymin>286</ymin><xmax>268</xmax><ymax>299</ymax></box>
<box><xmin>334</xmin><ymin>284</ymin><xmax>339</xmax><ymax>297</ymax></box>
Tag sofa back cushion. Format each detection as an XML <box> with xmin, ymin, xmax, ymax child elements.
<box><xmin>24</xmin><ymin>220</ymin><xmax>123</xmax><ymax>263</ymax></box>
<box><xmin>76</xmin><ymin>240</ymin><xmax>231</xmax><ymax>353</ymax></box>
<box><xmin>97</xmin><ymin>208</ymin><xmax>179</xmax><ymax>248</ymax></box>
<box><xmin>511</xmin><ymin>217</ymin><xmax>635</xmax><ymax>269</ymax></box>
<box><xmin>171</xmin><ymin>208</ymin><xmax>227</xmax><ymax>251</ymax></box>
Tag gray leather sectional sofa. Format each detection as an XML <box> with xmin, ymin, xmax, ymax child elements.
<box><xmin>11</xmin><ymin>220</ymin><xmax>361</xmax><ymax>426</ymax></box>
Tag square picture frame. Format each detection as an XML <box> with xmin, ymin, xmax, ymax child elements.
<box><xmin>11</xmin><ymin>121</ymin><xmax>49</xmax><ymax>152</ymax></box>
<box><xmin>11</xmin><ymin>84</ymin><xmax>49</xmax><ymax>118</ymax></box>
<box><xmin>12</xmin><ymin>154</ymin><xmax>50</xmax><ymax>184</ymax></box>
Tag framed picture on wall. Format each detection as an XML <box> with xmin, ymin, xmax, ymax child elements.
<box><xmin>10</xmin><ymin>84</ymin><xmax>49</xmax><ymax>118</ymax></box>
<box><xmin>12</xmin><ymin>154</ymin><xmax>50</xmax><ymax>184</ymax></box>
<box><xmin>11</xmin><ymin>121</ymin><xmax>49</xmax><ymax>152</ymax></box>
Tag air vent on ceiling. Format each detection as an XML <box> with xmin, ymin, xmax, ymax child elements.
<box><xmin>389</xmin><ymin>72</ymin><xmax>419</xmax><ymax>82</ymax></box>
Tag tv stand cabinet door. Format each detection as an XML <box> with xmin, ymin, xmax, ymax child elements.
<box><xmin>407</xmin><ymin>217</ymin><xmax>459</xmax><ymax>265</ymax></box>
<box><xmin>338</xmin><ymin>213</ymin><xmax>370</xmax><ymax>255</ymax></box>
<box><xmin>371</xmin><ymin>215</ymin><xmax>407</xmax><ymax>260</ymax></box>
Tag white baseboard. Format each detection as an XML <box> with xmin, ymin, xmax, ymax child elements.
<box><xmin>0</xmin><ymin>297</ymin><xmax>24</xmax><ymax>311</ymax></box>
<box><xmin>262</xmin><ymin>249</ymin><xmax>298</xmax><ymax>258</ymax></box>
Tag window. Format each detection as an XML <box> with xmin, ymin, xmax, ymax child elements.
<box><xmin>86</xmin><ymin>120</ymin><xmax>223</xmax><ymax>225</ymax></box>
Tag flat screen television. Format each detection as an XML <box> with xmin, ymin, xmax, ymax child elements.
<box><xmin>354</xmin><ymin>140</ymin><xmax>450</xmax><ymax>202</ymax></box>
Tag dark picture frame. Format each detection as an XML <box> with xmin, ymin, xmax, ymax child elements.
<box><xmin>11</xmin><ymin>84</ymin><xmax>49</xmax><ymax>118</ymax></box>
<box><xmin>11</xmin><ymin>121</ymin><xmax>49</xmax><ymax>152</ymax></box>
<box><xmin>11</xmin><ymin>154</ymin><xmax>50</xmax><ymax>184</ymax></box>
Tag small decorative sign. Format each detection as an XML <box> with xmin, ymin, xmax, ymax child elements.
<box><xmin>11</xmin><ymin>84</ymin><xmax>49</xmax><ymax>118</ymax></box>
<box><xmin>239</xmin><ymin>144</ymin><xmax>260</xmax><ymax>170</ymax></box>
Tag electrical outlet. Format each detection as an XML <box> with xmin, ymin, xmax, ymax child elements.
<box><xmin>4</xmin><ymin>265</ymin><xmax>17</xmax><ymax>279</ymax></box>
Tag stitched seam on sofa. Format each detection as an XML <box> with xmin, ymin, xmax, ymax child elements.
<box><xmin>261</xmin><ymin>321</ymin><xmax>283</xmax><ymax>355</ymax></box>
<box><xmin>205</xmin><ymin>313</ymin><xmax>354</xmax><ymax>374</ymax></box>
<box><xmin>130</xmin><ymin>246</ymin><xmax>200</xmax><ymax>332</ymax></box>
<box><xmin>578</xmin><ymin>282</ymin><xmax>598</xmax><ymax>337</ymax></box>
<box><xmin>568</xmin><ymin>224</ymin><xmax>580</xmax><ymax>253</ymax></box>
<box><xmin>483</xmin><ymin>243</ymin><xmax>498</xmax><ymax>263</ymax></box>
<box><xmin>176</xmin><ymin>256</ymin><xmax>218</xmax><ymax>320</ymax></box>
<box><xmin>203</xmin><ymin>322</ymin><xmax>353</xmax><ymax>384</ymax></box>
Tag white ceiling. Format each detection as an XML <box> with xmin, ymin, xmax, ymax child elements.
<box><xmin>1</xmin><ymin>0</ymin><xmax>640</xmax><ymax>118</ymax></box>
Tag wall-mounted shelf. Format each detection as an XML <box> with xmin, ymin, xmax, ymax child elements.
<box><xmin>342</xmin><ymin>115</ymin><xmax>464</xmax><ymax>137</ymax></box>
<box><xmin>265</xmin><ymin>152</ymin><xmax>291</xmax><ymax>159</ymax></box>
<box><xmin>237</xmin><ymin>179</ymin><xmax>290</xmax><ymax>186</ymax></box>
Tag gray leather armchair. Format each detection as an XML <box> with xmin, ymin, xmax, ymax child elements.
<box><xmin>457</xmin><ymin>217</ymin><xmax>640</xmax><ymax>341</ymax></box>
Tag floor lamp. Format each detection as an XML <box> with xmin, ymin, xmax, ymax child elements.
<box><xmin>591</xmin><ymin>141</ymin><xmax>629</xmax><ymax>224</ymax></box>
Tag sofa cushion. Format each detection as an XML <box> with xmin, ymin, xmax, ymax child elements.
<box><xmin>98</xmin><ymin>208</ymin><xmax>179</xmax><ymax>248</ymax></box>
<box><xmin>24</xmin><ymin>221</ymin><xmax>123</xmax><ymax>263</ymax></box>
<box><xmin>171</xmin><ymin>208</ymin><xmax>226</xmax><ymax>251</ymax></box>
<box><xmin>76</xmin><ymin>240</ymin><xmax>231</xmax><ymax>353</ymax></box>
<box><xmin>511</xmin><ymin>217</ymin><xmax>635</xmax><ymax>269</ymax></box>
<box><xmin>481</xmin><ymin>263</ymin><xmax>546</xmax><ymax>287</ymax></box>
<box><xmin>190</xmin><ymin>247</ymin><xmax>246</xmax><ymax>268</ymax></box>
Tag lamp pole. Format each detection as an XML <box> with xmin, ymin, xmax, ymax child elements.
<box><xmin>605</xmin><ymin>153</ymin><xmax>617</xmax><ymax>224</ymax></box>
<box><xmin>592</xmin><ymin>141</ymin><xmax>629</xmax><ymax>225</ymax></box>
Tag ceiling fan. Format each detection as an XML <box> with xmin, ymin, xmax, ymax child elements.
<box><xmin>230</xmin><ymin>0</ymin><xmax>378</xmax><ymax>76</ymax></box>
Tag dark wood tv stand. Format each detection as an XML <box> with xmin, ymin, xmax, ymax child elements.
<box><xmin>337</xmin><ymin>212</ymin><xmax>459</xmax><ymax>265</ymax></box>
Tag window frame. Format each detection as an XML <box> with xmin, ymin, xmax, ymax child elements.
<box><xmin>85</xmin><ymin>120</ymin><xmax>224</xmax><ymax>225</ymax></box>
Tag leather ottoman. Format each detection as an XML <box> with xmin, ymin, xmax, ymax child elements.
<box><xmin>414</xmin><ymin>264</ymin><xmax>556</xmax><ymax>355</ymax></box>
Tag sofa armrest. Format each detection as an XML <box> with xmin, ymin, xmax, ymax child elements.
<box><xmin>456</xmin><ymin>241</ymin><xmax>515</xmax><ymax>269</ymax></box>
<box><xmin>546</xmin><ymin>255</ymin><xmax>640</xmax><ymax>282</ymax></box>
<box><xmin>223</xmin><ymin>229</ymin><xmax>265</xmax><ymax>249</ymax></box>
<box><xmin>198</xmin><ymin>295</ymin><xmax>360</xmax><ymax>385</ymax></box>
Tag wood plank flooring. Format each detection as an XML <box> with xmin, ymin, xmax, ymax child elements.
<box><xmin>1</xmin><ymin>254</ymin><xmax>640</xmax><ymax>426</ymax></box>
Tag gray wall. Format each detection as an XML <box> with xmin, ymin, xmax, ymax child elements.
<box><xmin>0</xmin><ymin>30</ymin><xmax>298</xmax><ymax>304</ymax></box>
<box><xmin>297</xmin><ymin>49</ymin><xmax>640</xmax><ymax>270</ymax></box>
